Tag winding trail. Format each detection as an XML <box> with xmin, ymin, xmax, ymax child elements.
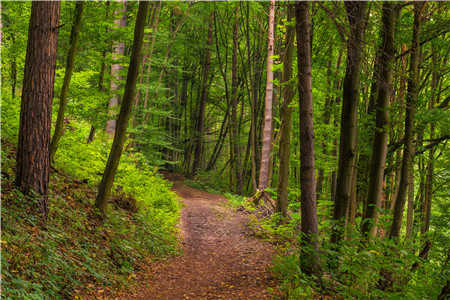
<box><xmin>126</xmin><ymin>181</ymin><xmax>279</xmax><ymax>299</ymax></box>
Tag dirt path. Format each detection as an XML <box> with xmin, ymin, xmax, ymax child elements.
<box><xmin>125</xmin><ymin>181</ymin><xmax>279</xmax><ymax>299</ymax></box>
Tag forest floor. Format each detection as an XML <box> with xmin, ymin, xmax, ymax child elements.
<box><xmin>112</xmin><ymin>174</ymin><xmax>280</xmax><ymax>299</ymax></box>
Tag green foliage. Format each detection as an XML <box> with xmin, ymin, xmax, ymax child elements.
<box><xmin>184</xmin><ymin>169</ymin><xmax>229</xmax><ymax>194</ymax></box>
<box><xmin>272</xmin><ymin>226</ymin><xmax>448</xmax><ymax>299</ymax></box>
<box><xmin>1</xmin><ymin>118</ymin><xmax>180</xmax><ymax>298</ymax></box>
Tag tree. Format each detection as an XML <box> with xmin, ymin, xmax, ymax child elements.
<box><xmin>50</xmin><ymin>1</ymin><xmax>85</xmax><ymax>161</ymax></box>
<box><xmin>256</xmin><ymin>0</ymin><xmax>275</xmax><ymax>203</ymax></box>
<box><xmin>106</xmin><ymin>0</ymin><xmax>127</xmax><ymax>137</ymax></box>
<box><xmin>389</xmin><ymin>2</ymin><xmax>426</xmax><ymax>240</ymax></box>
<box><xmin>15</xmin><ymin>1</ymin><xmax>61</xmax><ymax>220</ymax></box>
<box><xmin>276</xmin><ymin>3</ymin><xmax>295</xmax><ymax>218</ymax></box>
<box><xmin>95</xmin><ymin>0</ymin><xmax>149</xmax><ymax>218</ymax></box>
<box><xmin>330</xmin><ymin>1</ymin><xmax>367</xmax><ymax>244</ymax></box>
<box><xmin>191</xmin><ymin>12</ymin><xmax>214</xmax><ymax>176</ymax></box>
<box><xmin>361</xmin><ymin>2</ymin><xmax>399</xmax><ymax>237</ymax></box>
<box><xmin>230</xmin><ymin>5</ymin><xmax>244</xmax><ymax>194</ymax></box>
<box><xmin>296</xmin><ymin>1</ymin><xmax>322</xmax><ymax>281</ymax></box>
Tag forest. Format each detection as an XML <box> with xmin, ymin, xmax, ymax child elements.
<box><xmin>1</xmin><ymin>1</ymin><xmax>449</xmax><ymax>299</ymax></box>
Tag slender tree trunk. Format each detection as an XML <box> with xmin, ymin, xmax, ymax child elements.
<box><xmin>140</xmin><ymin>2</ymin><xmax>161</xmax><ymax>126</ymax></box>
<box><xmin>331</xmin><ymin>1</ymin><xmax>367</xmax><ymax>244</ymax></box>
<box><xmin>296</xmin><ymin>1</ymin><xmax>322</xmax><ymax>282</ymax></box>
<box><xmin>406</xmin><ymin>163</ymin><xmax>415</xmax><ymax>241</ymax></box>
<box><xmin>316</xmin><ymin>44</ymin><xmax>333</xmax><ymax>202</ymax></box>
<box><xmin>88</xmin><ymin>48</ymin><xmax>108</xmax><ymax>144</ymax></box>
<box><xmin>50</xmin><ymin>1</ymin><xmax>85</xmax><ymax>161</ymax></box>
<box><xmin>10</xmin><ymin>36</ymin><xmax>17</xmax><ymax>99</ymax></box>
<box><xmin>126</xmin><ymin>2</ymin><xmax>159</xmax><ymax>150</ymax></box>
<box><xmin>206</xmin><ymin>110</ymin><xmax>230</xmax><ymax>172</ymax></box>
<box><xmin>230</xmin><ymin>7</ymin><xmax>243</xmax><ymax>194</ymax></box>
<box><xmin>257</xmin><ymin>0</ymin><xmax>275</xmax><ymax>202</ymax></box>
<box><xmin>15</xmin><ymin>1</ymin><xmax>61</xmax><ymax>220</ymax></box>
<box><xmin>389</xmin><ymin>2</ymin><xmax>425</xmax><ymax>240</ymax></box>
<box><xmin>361</xmin><ymin>2</ymin><xmax>399</xmax><ymax>237</ymax></box>
<box><xmin>191</xmin><ymin>13</ymin><xmax>214</xmax><ymax>176</ymax></box>
<box><xmin>276</xmin><ymin>3</ymin><xmax>295</xmax><ymax>218</ymax></box>
<box><xmin>95</xmin><ymin>1</ymin><xmax>149</xmax><ymax>219</ymax></box>
<box><xmin>423</xmin><ymin>43</ymin><xmax>439</xmax><ymax>235</ymax></box>
<box><xmin>245</xmin><ymin>3</ymin><xmax>258</xmax><ymax>193</ymax></box>
<box><xmin>106</xmin><ymin>0</ymin><xmax>127</xmax><ymax>137</ymax></box>
<box><xmin>88</xmin><ymin>1</ymin><xmax>110</xmax><ymax>144</ymax></box>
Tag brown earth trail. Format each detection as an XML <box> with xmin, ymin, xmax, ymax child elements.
<box><xmin>123</xmin><ymin>180</ymin><xmax>280</xmax><ymax>299</ymax></box>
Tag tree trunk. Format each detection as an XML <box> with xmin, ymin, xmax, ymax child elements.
<box><xmin>140</xmin><ymin>1</ymin><xmax>161</xmax><ymax>127</ymax></box>
<box><xmin>191</xmin><ymin>13</ymin><xmax>214</xmax><ymax>176</ymax></box>
<box><xmin>406</xmin><ymin>163</ymin><xmax>415</xmax><ymax>241</ymax></box>
<box><xmin>245</xmin><ymin>2</ymin><xmax>258</xmax><ymax>194</ymax></box>
<box><xmin>95</xmin><ymin>1</ymin><xmax>149</xmax><ymax>219</ymax></box>
<box><xmin>257</xmin><ymin>0</ymin><xmax>275</xmax><ymax>201</ymax></box>
<box><xmin>331</xmin><ymin>1</ymin><xmax>367</xmax><ymax>244</ymax></box>
<box><xmin>389</xmin><ymin>2</ymin><xmax>425</xmax><ymax>240</ymax></box>
<box><xmin>296</xmin><ymin>1</ymin><xmax>322</xmax><ymax>282</ymax></box>
<box><xmin>276</xmin><ymin>3</ymin><xmax>295</xmax><ymax>218</ymax></box>
<box><xmin>316</xmin><ymin>44</ymin><xmax>333</xmax><ymax>202</ymax></box>
<box><xmin>11</xmin><ymin>36</ymin><xmax>17</xmax><ymax>99</ymax></box>
<box><xmin>361</xmin><ymin>2</ymin><xmax>398</xmax><ymax>237</ymax></box>
<box><xmin>106</xmin><ymin>0</ymin><xmax>127</xmax><ymax>137</ymax></box>
<box><xmin>126</xmin><ymin>2</ymin><xmax>159</xmax><ymax>150</ymax></box>
<box><xmin>50</xmin><ymin>1</ymin><xmax>85</xmax><ymax>161</ymax></box>
<box><xmin>230</xmin><ymin>6</ymin><xmax>244</xmax><ymax>194</ymax></box>
<box><xmin>15</xmin><ymin>1</ymin><xmax>61</xmax><ymax>220</ymax></box>
<box><xmin>88</xmin><ymin>1</ymin><xmax>110</xmax><ymax>144</ymax></box>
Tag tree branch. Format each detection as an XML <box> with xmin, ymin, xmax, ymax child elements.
<box><xmin>396</xmin><ymin>28</ymin><xmax>450</xmax><ymax>59</ymax></box>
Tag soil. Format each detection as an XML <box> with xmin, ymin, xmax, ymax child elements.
<box><xmin>116</xmin><ymin>177</ymin><xmax>280</xmax><ymax>299</ymax></box>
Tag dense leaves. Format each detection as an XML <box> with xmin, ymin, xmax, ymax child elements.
<box><xmin>1</xmin><ymin>1</ymin><xmax>449</xmax><ymax>299</ymax></box>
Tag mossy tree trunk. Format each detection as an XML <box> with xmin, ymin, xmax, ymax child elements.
<box><xmin>296</xmin><ymin>1</ymin><xmax>322</xmax><ymax>282</ymax></box>
<box><xmin>95</xmin><ymin>0</ymin><xmax>149</xmax><ymax>219</ymax></box>
<box><xmin>191</xmin><ymin>12</ymin><xmax>214</xmax><ymax>177</ymax></box>
<box><xmin>276</xmin><ymin>3</ymin><xmax>295</xmax><ymax>218</ymax></box>
<box><xmin>50</xmin><ymin>1</ymin><xmax>85</xmax><ymax>161</ymax></box>
<box><xmin>361</xmin><ymin>2</ymin><xmax>399</xmax><ymax>237</ymax></box>
<box><xmin>230</xmin><ymin>6</ymin><xmax>244</xmax><ymax>194</ymax></box>
<box><xmin>330</xmin><ymin>1</ymin><xmax>367</xmax><ymax>245</ymax></box>
<box><xmin>389</xmin><ymin>2</ymin><xmax>425</xmax><ymax>240</ymax></box>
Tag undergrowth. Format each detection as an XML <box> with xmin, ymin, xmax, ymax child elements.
<box><xmin>246</xmin><ymin>207</ymin><xmax>448</xmax><ymax>299</ymax></box>
<box><xmin>1</xmin><ymin>120</ymin><xmax>181</xmax><ymax>299</ymax></box>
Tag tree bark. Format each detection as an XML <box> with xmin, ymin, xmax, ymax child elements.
<box><xmin>191</xmin><ymin>13</ymin><xmax>214</xmax><ymax>176</ymax></box>
<box><xmin>276</xmin><ymin>3</ymin><xmax>295</xmax><ymax>218</ymax></box>
<box><xmin>361</xmin><ymin>2</ymin><xmax>399</xmax><ymax>237</ymax></box>
<box><xmin>88</xmin><ymin>1</ymin><xmax>110</xmax><ymax>144</ymax></box>
<box><xmin>406</xmin><ymin>163</ymin><xmax>415</xmax><ymax>241</ymax></box>
<box><xmin>245</xmin><ymin>2</ymin><xmax>259</xmax><ymax>194</ymax></box>
<box><xmin>95</xmin><ymin>1</ymin><xmax>149</xmax><ymax>219</ymax></box>
<box><xmin>257</xmin><ymin>0</ymin><xmax>275</xmax><ymax>201</ymax></box>
<box><xmin>331</xmin><ymin>1</ymin><xmax>367</xmax><ymax>244</ymax></box>
<box><xmin>50</xmin><ymin>1</ymin><xmax>85</xmax><ymax>161</ymax></box>
<box><xmin>15</xmin><ymin>1</ymin><xmax>61</xmax><ymax>220</ymax></box>
<box><xmin>230</xmin><ymin>6</ymin><xmax>244</xmax><ymax>194</ymax></box>
<box><xmin>389</xmin><ymin>2</ymin><xmax>425</xmax><ymax>240</ymax></box>
<box><xmin>106</xmin><ymin>0</ymin><xmax>127</xmax><ymax>137</ymax></box>
<box><xmin>296</xmin><ymin>1</ymin><xmax>322</xmax><ymax>282</ymax></box>
<box><xmin>422</xmin><ymin>42</ymin><xmax>440</xmax><ymax>235</ymax></box>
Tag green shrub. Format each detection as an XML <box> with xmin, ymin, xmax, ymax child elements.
<box><xmin>1</xmin><ymin>118</ymin><xmax>181</xmax><ymax>299</ymax></box>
